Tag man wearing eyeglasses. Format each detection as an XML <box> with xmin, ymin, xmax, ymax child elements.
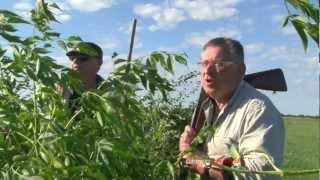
<box><xmin>179</xmin><ymin>37</ymin><xmax>284</xmax><ymax>180</ymax></box>
<box><xmin>61</xmin><ymin>41</ymin><xmax>104</xmax><ymax>108</ymax></box>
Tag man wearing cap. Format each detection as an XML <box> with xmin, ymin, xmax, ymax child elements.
<box><xmin>179</xmin><ymin>37</ymin><xmax>284</xmax><ymax>179</ymax></box>
<box><xmin>61</xmin><ymin>41</ymin><xmax>104</xmax><ymax>108</ymax></box>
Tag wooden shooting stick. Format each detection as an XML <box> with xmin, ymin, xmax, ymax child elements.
<box><xmin>190</xmin><ymin>68</ymin><xmax>288</xmax><ymax>131</ymax></box>
<box><xmin>125</xmin><ymin>18</ymin><xmax>137</xmax><ymax>74</ymax></box>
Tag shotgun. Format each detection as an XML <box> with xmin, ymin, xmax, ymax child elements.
<box><xmin>190</xmin><ymin>68</ymin><xmax>287</xmax><ymax>131</ymax></box>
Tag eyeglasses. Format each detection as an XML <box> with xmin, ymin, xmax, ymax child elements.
<box><xmin>69</xmin><ymin>55</ymin><xmax>89</xmax><ymax>62</ymax></box>
<box><xmin>197</xmin><ymin>60</ymin><xmax>235</xmax><ymax>70</ymax></box>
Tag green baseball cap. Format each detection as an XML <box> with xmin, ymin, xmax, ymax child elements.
<box><xmin>66</xmin><ymin>42</ymin><xmax>103</xmax><ymax>60</ymax></box>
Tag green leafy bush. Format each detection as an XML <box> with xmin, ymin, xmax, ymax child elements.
<box><xmin>0</xmin><ymin>0</ymin><xmax>193</xmax><ymax>179</ymax></box>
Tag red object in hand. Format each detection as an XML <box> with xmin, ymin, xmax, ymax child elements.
<box><xmin>212</xmin><ymin>156</ymin><xmax>234</xmax><ymax>167</ymax></box>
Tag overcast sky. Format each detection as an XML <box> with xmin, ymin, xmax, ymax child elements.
<box><xmin>1</xmin><ymin>0</ymin><xmax>319</xmax><ymax>115</ymax></box>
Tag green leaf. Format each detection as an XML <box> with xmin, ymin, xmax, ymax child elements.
<box><xmin>40</xmin><ymin>151</ymin><xmax>49</xmax><ymax>163</ymax></box>
<box><xmin>0</xmin><ymin>32</ymin><xmax>21</xmax><ymax>43</ymax></box>
<box><xmin>53</xmin><ymin>159</ymin><xmax>63</xmax><ymax>169</ymax></box>
<box><xmin>291</xmin><ymin>19</ymin><xmax>308</xmax><ymax>51</ymax></box>
<box><xmin>150</xmin><ymin>51</ymin><xmax>166</xmax><ymax>67</ymax></box>
<box><xmin>139</xmin><ymin>75</ymin><xmax>147</xmax><ymax>88</ymax></box>
<box><xmin>229</xmin><ymin>144</ymin><xmax>240</xmax><ymax>159</ymax></box>
<box><xmin>37</xmin><ymin>0</ymin><xmax>58</xmax><ymax>22</ymax></box>
<box><xmin>44</xmin><ymin>43</ymin><xmax>52</xmax><ymax>48</ymax></box>
<box><xmin>282</xmin><ymin>15</ymin><xmax>291</xmax><ymax>27</ymax></box>
<box><xmin>166</xmin><ymin>55</ymin><xmax>173</xmax><ymax>74</ymax></box>
<box><xmin>0</xmin><ymin>133</ymin><xmax>4</xmax><ymax>146</ymax></box>
<box><xmin>45</xmin><ymin>32</ymin><xmax>60</xmax><ymax>38</ymax></box>
<box><xmin>48</xmin><ymin>2</ymin><xmax>61</xmax><ymax>10</ymax></box>
<box><xmin>0</xmin><ymin>10</ymin><xmax>30</xmax><ymax>24</ymax></box>
<box><xmin>286</xmin><ymin>0</ymin><xmax>300</xmax><ymax>9</ymax></box>
<box><xmin>166</xmin><ymin>161</ymin><xmax>175</xmax><ymax>179</ymax></box>
<box><xmin>96</xmin><ymin>111</ymin><xmax>104</xmax><ymax>127</ymax></box>
<box><xmin>68</xmin><ymin>35</ymin><xmax>82</xmax><ymax>42</ymax></box>
<box><xmin>57</xmin><ymin>40</ymin><xmax>67</xmax><ymax>51</ymax></box>
<box><xmin>36</xmin><ymin>58</ymin><xmax>41</xmax><ymax>77</ymax></box>
<box><xmin>0</xmin><ymin>48</ymin><xmax>7</xmax><ymax>58</ymax></box>
<box><xmin>98</xmin><ymin>139</ymin><xmax>113</xmax><ymax>151</ymax></box>
<box><xmin>111</xmin><ymin>52</ymin><xmax>119</xmax><ymax>59</ymax></box>
<box><xmin>23</xmin><ymin>35</ymin><xmax>41</xmax><ymax>45</ymax></box>
<box><xmin>34</xmin><ymin>48</ymin><xmax>50</xmax><ymax>54</ymax></box>
<box><xmin>64</xmin><ymin>156</ymin><xmax>70</xmax><ymax>167</ymax></box>
<box><xmin>149</xmin><ymin>82</ymin><xmax>155</xmax><ymax>94</ymax></box>
<box><xmin>114</xmin><ymin>58</ymin><xmax>127</xmax><ymax>65</ymax></box>
<box><xmin>174</xmin><ymin>54</ymin><xmax>188</xmax><ymax>65</ymax></box>
<box><xmin>304</xmin><ymin>23</ymin><xmax>319</xmax><ymax>43</ymax></box>
<box><xmin>0</xmin><ymin>24</ymin><xmax>17</xmax><ymax>32</ymax></box>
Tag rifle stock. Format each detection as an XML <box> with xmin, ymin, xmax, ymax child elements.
<box><xmin>191</xmin><ymin>68</ymin><xmax>287</xmax><ymax>130</ymax></box>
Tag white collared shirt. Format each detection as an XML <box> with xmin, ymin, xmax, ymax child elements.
<box><xmin>201</xmin><ymin>81</ymin><xmax>285</xmax><ymax>180</ymax></box>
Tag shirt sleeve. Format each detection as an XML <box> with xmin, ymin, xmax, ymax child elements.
<box><xmin>234</xmin><ymin>99</ymin><xmax>285</xmax><ymax>180</ymax></box>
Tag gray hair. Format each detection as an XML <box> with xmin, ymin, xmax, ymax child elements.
<box><xmin>203</xmin><ymin>37</ymin><xmax>244</xmax><ymax>64</ymax></box>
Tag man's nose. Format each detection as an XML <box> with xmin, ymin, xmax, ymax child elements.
<box><xmin>72</xmin><ymin>58</ymin><xmax>81</xmax><ymax>64</ymax></box>
<box><xmin>203</xmin><ymin>63</ymin><xmax>216</xmax><ymax>74</ymax></box>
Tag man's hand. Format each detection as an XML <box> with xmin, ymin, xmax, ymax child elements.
<box><xmin>184</xmin><ymin>154</ymin><xmax>206</xmax><ymax>175</ymax></box>
<box><xmin>208</xmin><ymin>155</ymin><xmax>234</xmax><ymax>179</ymax></box>
<box><xmin>183</xmin><ymin>154</ymin><xmax>234</xmax><ymax>179</ymax></box>
<box><xmin>179</xmin><ymin>125</ymin><xmax>195</xmax><ymax>152</ymax></box>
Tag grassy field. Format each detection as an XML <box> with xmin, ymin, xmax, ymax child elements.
<box><xmin>282</xmin><ymin>116</ymin><xmax>319</xmax><ymax>180</ymax></box>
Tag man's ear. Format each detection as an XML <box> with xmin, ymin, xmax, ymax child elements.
<box><xmin>97</xmin><ymin>61</ymin><xmax>102</xmax><ymax>71</ymax></box>
<box><xmin>94</xmin><ymin>59</ymin><xmax>102</xmax><ymax>72</ymax></box>
<box><xmin>239</xmin><ymin>63</ymin><xmax>246</xmax><ymax>78</ymax></box>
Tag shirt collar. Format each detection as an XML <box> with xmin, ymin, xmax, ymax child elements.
<box><xmin>215</xmin><ymin>80</ymin><xmax>245</xmax><ymax>117</ymax></box>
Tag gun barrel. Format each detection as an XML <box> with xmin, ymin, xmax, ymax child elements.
<box><xmin>244</xmin><ymin>68</ymin><xmax>287</xmax><ymax>91</ymax></box>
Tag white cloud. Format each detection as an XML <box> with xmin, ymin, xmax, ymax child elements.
<box><xmin>134</xmin><ymin>4</ymin><xmax>185</xmax><ymax>31</ymax></box>
<box><xmin>66</xmin><ymin>0</ymin><xmax>114</xmax><ymax>12</ymax></box>
<box><xmin>13</xmin><ymin>0</ymin><xmax>114</xmax><ymax>23</ymax></box>
<box><xmin>12</xmin><ymin>1</ymin><xmax>33</xmax><ymax>18</ymax></box>
<box><xmin>13</xmin><ymin>2</ymin><xmax>33</xmax><ymax>11</ymax></box>
<box><xmin>149</xmin><ymin>8</ymin><xmax>185</xmax><ymax>31</ymax></box>
<box><xmin>305</xmin><ymin>56</ymin><xmax>320</xmax><ymax>72</ymax></box>
<box><xmin>268</xmin><ymin>4</ymin><xmax>281</xmax><ymax>10</ymax></box>
<box><xmin>53</xmin><ymin>55</ymin><xmax>69</xmax><ymax>67</ymax></box>
<box><xmin>3</xmin><ymin>45</ymin><xmax>14</xmax><ymax>56</ymax></box>
<box><xmin>12</xmin><ymin>0</ymin><xmax>72</xmax><ymax>22</ymax></box>
<box><xmin>272</xmin><ymin>14</ymin><xmax>296</xmax><ymax>36</ymax></box>
<box><xmin>174</xmin><ymin>0</ymin><xmax>239</xmax><ymax>20</ymax></box>
<box><xmin>49</xmin><ymin>5</ymin><xmax>72</xmax><ymax>22</ymax></box>
<box><xmin>248</xmin><ymin>44</ymin><xmax>319</xmax><ymax>101</ymax></box>
<box><xmin>134</xmin><ymin>0</ymin><xmax>240</xmax><ymax>31</ymax></box>
<box><xmin>242</xmin><ymin>18</ymin><xmax>254</xmax><ymax>26</ymax></box>
<box><xmin>56</xmin><ymin>13</ymin><xmax>72</xmax><ymax>22</ymax></box>
<box><xmin>272</xmin><ymin>14</ymin><xmax>285</xmax><ymax>23</ymax></box>
<box><xmin>118</xmin><ymin>21</ymin><xmax>144</xmax><ymax>34</ymax></box>
<box><xmin>98</xmin><ymin>38</ymin><xmax>120</xmax><ymax>50</ymax></box>
<box><xmin>257</xmin><ymin>45</ymin><xmax>319</xmax><ymax>75</ymax></box>
<box><xmin>261</xmin><ymin>45</ymin><xmax>290</xmax><ymax>61</ymax></box>
<box><xmin>99</xmin><ymin>55</ymin><xmax>114</xmax><ymax>77</ymax></box>
<box><xmin>133</xmin><ymin>37</ymin><xmax>143</xmax><ymax>49</ymax></box>
<box><xmin>51</xmin><ymin>0</ymin><xmax>72</xmax><ymax>11</ymax></box>
<box><xmin>157</xmin><ymin>45</ymin><xmax>180</xmax><ymax>52</ymax></box>
<box><xmin>187</xmin><ymin>28</ymin><xmax>242</xmax><ymax>47</ymax></box>
<box><xmin>245</xmin><ymin>42</ymin><xmax>264</xmax><ymax>55</ymax></box>
<box><xmin>134</xmin><ymin>3</ymin><xmax>161</xmax><ymax>17</ymax></box>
